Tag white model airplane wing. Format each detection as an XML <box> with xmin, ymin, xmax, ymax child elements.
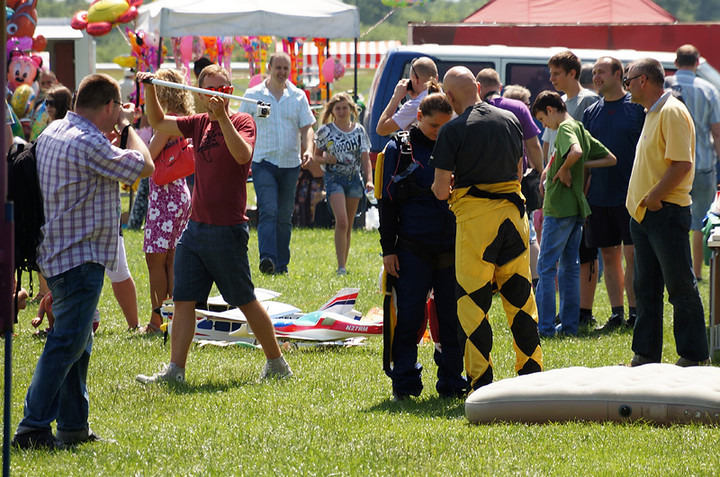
<box><xmin>263</xmin><ymin>301</ymin><xmax>302</xmax><ymax>319</ymax></box>
<box><xmin>195</xmin><ymin>308</ymin><xmax>248</xmax><ymax>322</ymax></box>
<box><xmin>205</xmin><ymin>288</ymin><xmax>281</xmax><ymax>308</ymax></box>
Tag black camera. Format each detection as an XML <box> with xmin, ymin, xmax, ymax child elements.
<box><xmin>256</xmin><ymin>102</ymin><xmax>271</xmax><ymax>118</ymax></box>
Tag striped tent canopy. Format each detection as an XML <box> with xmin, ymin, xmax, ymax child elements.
<box><xmin>291</xmin><ymin>40</ymin><xmax>401</xmax><ymax>69</ymax></box>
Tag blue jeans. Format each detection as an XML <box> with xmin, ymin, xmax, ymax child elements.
<box><xmin>536</xmin><ymin>215</ymin><xmax>583</xmax><ymax>336</ymax></box>
<box><xmin>17</xmin><ymin>262</ymin><xmax>104</xmax><ymax>434</ymax></box>
<box><xmin>252</xmin><ymin>161</ymin><xmax>300</xmax><ymax>273</ymax></box>
<box><xmin>630</xmin><ymin>204</ymin><xmax>709</xmax><ymax>362</ymax></box>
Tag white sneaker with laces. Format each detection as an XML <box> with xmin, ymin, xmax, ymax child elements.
<box><xmin>136</xmin><ymin>362</ymin><xmax>185</xmax><ymax>384</ymax></box>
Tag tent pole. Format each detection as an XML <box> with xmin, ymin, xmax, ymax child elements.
<box><xmin>3</xmin><ymin>332</ymin><xmax>11</xmax><ymax>477</ymax></box>
<box><xmin>325</xmin><ymin>39</ymin><xmax>330</xmax><ymax>101</ymax></box>
<box><xmin>353</xmin><ymin>37</ymin><xmax>358</xmax><ymax>102</ymax></box>
<box><xmin>157</xmin><ymin>36</ymin><xmax>164</xmax><ymax>70</ymax></box>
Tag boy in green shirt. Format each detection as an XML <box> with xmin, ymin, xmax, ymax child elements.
<box><xmin>531</xmin><ymin>91</ymin><xmax>616</xmax><ymax>336</ymax></box>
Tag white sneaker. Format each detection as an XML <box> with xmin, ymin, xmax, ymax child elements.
<box><xmin>259</xmin><ymin>357</ymin><xmax>294</xmax><ymax>380</ymax></box>
<box><xmin>136</xmin><ymin>363</ymin><xmax>185</xmax><ymax>384</ymax></box>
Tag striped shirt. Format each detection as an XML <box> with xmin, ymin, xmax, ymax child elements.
<box><xmin>36</xmin><ymin>112</ymin><xmax>145</xmax><ymax>277</ymax></box>
<box><xmin>665</xmin><ymin>70</ymin><xmax>720</xmax><ymax>172</ymax></box>
<box><xmin>240</xmin><ymin>80</ymin><xmax>315</xmax><ymax>168</ymax></box>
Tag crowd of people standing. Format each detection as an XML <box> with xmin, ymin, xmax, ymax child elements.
<box><xmin>7</xmin><ymin>42</ymin><xmax>717</xmax><ymax>449</ymax></box>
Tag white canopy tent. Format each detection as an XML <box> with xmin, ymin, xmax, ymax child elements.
<box><xmin>136</xmin><ymin>0</ymin><xmax>360</xmax><ymax>39</ymax></box>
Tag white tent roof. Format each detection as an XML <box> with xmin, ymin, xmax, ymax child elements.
<box><xmin>136</xmin><ymin>0</ymin><xmax>360</xmax><ymax>38</ymax></box>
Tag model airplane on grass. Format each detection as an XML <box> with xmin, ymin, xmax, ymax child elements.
<box><xmin>159</xmin><ymin>288</ymin><xmax>383</xmax><ymax>344</ymax></box>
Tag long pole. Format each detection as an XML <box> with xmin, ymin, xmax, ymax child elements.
<box><xmin>1</xmin><ymin>9</ymin><xmax>14</xmax><ymax>475</ymax></box>
<box><xmin>141</xmin><ymin>77</ymin><xmax>271</xmax><ymax>117</ymax></box>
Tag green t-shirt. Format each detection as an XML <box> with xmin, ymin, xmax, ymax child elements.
<box><xmin>543</xmin><ymin>118</ymin><xmax>610</xmax><ymax>218</ymax></box>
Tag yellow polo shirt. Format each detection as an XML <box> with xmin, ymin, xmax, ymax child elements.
<box><xmin>626</xmin><ymin>93</ymin><xmax>695</xmax><ymax>222</ymax></box>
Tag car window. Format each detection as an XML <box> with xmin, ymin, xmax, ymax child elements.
<box><xmin>505</xmin><ymin>63</ymin><xmax>553</xmax><ymax>104</ymax></box>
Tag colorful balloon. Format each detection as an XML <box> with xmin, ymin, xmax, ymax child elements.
<box><xmin>322</xmin><ymin>58</ymin><xmax>337</xmax><ymax>84</ymax></box>
<box><xmin>11</xmin><ymin>83</ymin><xmax>35</xmax><ymax>118</ymax></box>
<box><xmin>7</xmin><ymin>51</ymin><xmax>42</xmax><ymax>91</ymax></box>
<box><xmin>71</xmin><ymin>0</ymin><xmax>144</xmax><ymax>37</ymax></box>
<box><xmin>248</xmin><ymin>74</ymin><xmax>264</xmax><ymax>88</ymax></box>
<box><xmin>333</xmin><ymin>59</ymin><xmax>345</xmax><ymax>80</ymax></box>
<box><xmin>7</xmin><ymin>0</ymin><xmax>38</xmax><ymax>39</ymax></box>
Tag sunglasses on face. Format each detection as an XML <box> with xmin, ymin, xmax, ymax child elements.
<box><xmin>204</xmin><ymin>85</ymin><xmax>234</xmax><ymax>94</ymax></box>
<box><xmin>44</xmin><ymin>99</ymin><xmax>57</xmax><ymax>107</ymax></box>
<box><xmin>623</xmin><ymin>74</ymin><xmax>643</xmax><ymax>88</ymax></box>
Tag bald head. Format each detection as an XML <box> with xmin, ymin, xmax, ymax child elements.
<box><xmin>443</xmin><ymin>66</ymin><xmax>480</xmax><ymax>114</ymax></box>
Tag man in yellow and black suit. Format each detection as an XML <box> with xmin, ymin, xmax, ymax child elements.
<box><xmin>431</xmin><ymin>67</ymin><xmax>543</xmax><ymax>390</ymax></box>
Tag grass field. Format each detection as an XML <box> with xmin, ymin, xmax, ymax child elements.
<box><xmin>5</xmin><ymin>226</ymin><xmax>720</xmax><ymax>475</ymax></box>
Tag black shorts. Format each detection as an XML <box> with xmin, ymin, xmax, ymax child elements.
<box><xmin>579</xmin><ymin>225</ymin><xmax>598</xmax><ymax>264</ymax></box>
<box><xmin>585</xmin><ymin>204</ymin><xmax>633</xmax><ymax>249</ymax></box>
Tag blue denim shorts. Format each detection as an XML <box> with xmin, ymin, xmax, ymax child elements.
<box><xmin>173</xmin><ymin>220</ymin><xmax>256</xmax><ymax>306</ymax></box>
<box><xmin>324</xmin><ymin>170</ymin><xmax>364</xmax><ymax>199</ymax></box>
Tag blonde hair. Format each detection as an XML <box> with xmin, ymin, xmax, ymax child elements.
<box><xmin>320</xmin><ymin>92</ymin><xmax>359</xmax><ymax>124</ymax></box>
<box><xmin>154</xmin><ymin>68</ymin><xmax>194</xmax><ymax>116</ymax></box>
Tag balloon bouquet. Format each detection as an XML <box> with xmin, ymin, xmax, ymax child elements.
<box><xmin>6</xmin><ymin>0</ymin><xmax>49</xmax><ymax>140</ymax></box>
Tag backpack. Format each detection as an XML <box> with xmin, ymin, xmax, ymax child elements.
<box><xmin>7</xmin><ymin>140</ymin><xmax>44</xmax><ymax>293</ymax></box>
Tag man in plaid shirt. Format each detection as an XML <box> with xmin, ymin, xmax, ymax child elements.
<box><xmin>12</xmin><ymin>74</ymin><xmax>154</xmax><ymax>450</ymax></box>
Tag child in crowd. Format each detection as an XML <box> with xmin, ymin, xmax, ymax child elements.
<box><xmin>313</xmin><ymin>93</ymin><xmax>374</xmax><ymax>275</ymax></box>
<box><xmin>531</xmin><ymin>91</ymin><xmax>616</xmax><ymax>337</ymax></box>
<box><xmin>379</xmin><ymin>85</ymin><xmax>468</xmax><ymax>400</ymax></box>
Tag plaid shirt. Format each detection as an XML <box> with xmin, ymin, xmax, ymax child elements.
<box><xmin>240</xmin><ymin>80</ymin><xmax>315</xmax><ymax>168</ymax></box>
<box><xmin>36</xmin><ymin>112</ymin><xmax>145</xmax><ymax>277</ymax></box>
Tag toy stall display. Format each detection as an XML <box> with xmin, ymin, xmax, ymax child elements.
<box><xmin>6</xmin><ymin>0</ymin><xmax>50</xmax><ymax>141</ymax></box>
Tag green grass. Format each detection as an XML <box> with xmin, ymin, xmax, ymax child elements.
<box><xmin>6</xmin><ymin>227</ymin><xmax>720</xmax><ymax>475</ymax></box>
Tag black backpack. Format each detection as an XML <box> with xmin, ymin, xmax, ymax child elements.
<box><xmin>7</xmin><ymin>140</ymin><xmax>44</xmax><ymax>295</ymax></box>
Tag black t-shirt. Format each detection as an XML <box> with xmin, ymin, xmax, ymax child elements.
<box><xmin>430</xmin><ymin>102</ymin><xmax>523</xmax><ymax>188</ymax></box>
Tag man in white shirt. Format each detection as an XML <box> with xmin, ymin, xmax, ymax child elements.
<box><xmin>241</xmin><ymin>52</ymin><xmax>316</xmax><ymax>275</ymax></box>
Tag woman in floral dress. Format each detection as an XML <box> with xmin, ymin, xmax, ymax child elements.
<box><xmin>140</xmin><ymin>69</ymin><xmax>194</xmax><ymax>333</ymax></box>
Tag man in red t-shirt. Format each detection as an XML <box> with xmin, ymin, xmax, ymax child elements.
<box><xmin>135</xmin><ymin>66</ymin><xmax>292</xmax><ymax>384</ymax></box>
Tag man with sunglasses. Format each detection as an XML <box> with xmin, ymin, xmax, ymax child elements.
<box><xmin>625</xmin><ymin>58</ymin><xmax>710</xmax><ymax>368</ymax></box>
<box><xmin>240</xmin><ymin>52</ymin><xmax>316</xmax><ymax>275</ymax></box>
<box><xmin>376</xmin><ymin>57</ymin><xmax>438</xmax><ymax>136</ymax></box>
<box><xmin>12</xmin><ymin>74</ymin><xmax>153</xmax><ymax>450</ymax></box>
<box><xmin>135</xmin><ymin>65</ymin><xmax>293</xmax><ymax>385</ymax></box>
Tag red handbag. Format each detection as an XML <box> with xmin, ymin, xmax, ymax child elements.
<box><xmin>151</xmin><ymin>138</ymin><xmax>195</xmax><ymax>186</ymax></box>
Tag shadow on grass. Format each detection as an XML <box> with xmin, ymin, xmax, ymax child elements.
<box><xmin>365</xmin><ymin>395</ymin><xmax>466</xmax><ymax>419</ymax></box>
<box><xmin>152</xmin><ymin>377</ymin><xmax>262</xmax><ymax>395</ymax></box>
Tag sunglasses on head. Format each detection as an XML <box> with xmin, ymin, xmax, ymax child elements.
<box><xmin>204</xmin><ymin>85</ymin><xmax>234</xmax><ymax>94</ymax></box>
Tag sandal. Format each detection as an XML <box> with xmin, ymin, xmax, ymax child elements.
<box><xmin>139</xmin><ymin>322</ymin><xmax>163</xmax><ymax>335</ymax></box>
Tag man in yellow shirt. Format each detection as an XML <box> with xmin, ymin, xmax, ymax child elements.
<box><xmin>625</xmin><ymin>58</ymin><xmax>709</xmax><ymax>367</ymax></box>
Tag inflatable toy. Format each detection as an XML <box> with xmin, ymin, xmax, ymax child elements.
<box><xmin>10</xmin><ymin>83</ymin><xmax>35</xmax><ymax>118</ymax></box>
<box><xmin>7</xmin><ymin>0</ymin><xmax>38</xmax><ymax>39</ymax></box>
<box><xmin>248</xmin><ymin>74</ymin><xmax>264</xmax><ymax>89</ymax></box>
<box><xmin>322</xmin><ymin>58</ymin><xmax>337</xmax><ymax>84</ymax></box>
<box><xmin>465</xmin><ymin>364</ymin><xmax>720</xmax><ymax>425</ymax></box>
<box><xmin>7</xmin><ymin>51</ymin><xmax>41</xmax><ymax>91</ymax></box>
<box><xmin>71</xmin><ymin>0</ymin><xmax>144</xmax><ymax>37</ymax></box>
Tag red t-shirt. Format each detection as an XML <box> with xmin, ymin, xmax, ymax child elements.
<box><xmin>176</xmin><ymin>112</ymin><xmax>255</xmax><ymax>225</ymax></box>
